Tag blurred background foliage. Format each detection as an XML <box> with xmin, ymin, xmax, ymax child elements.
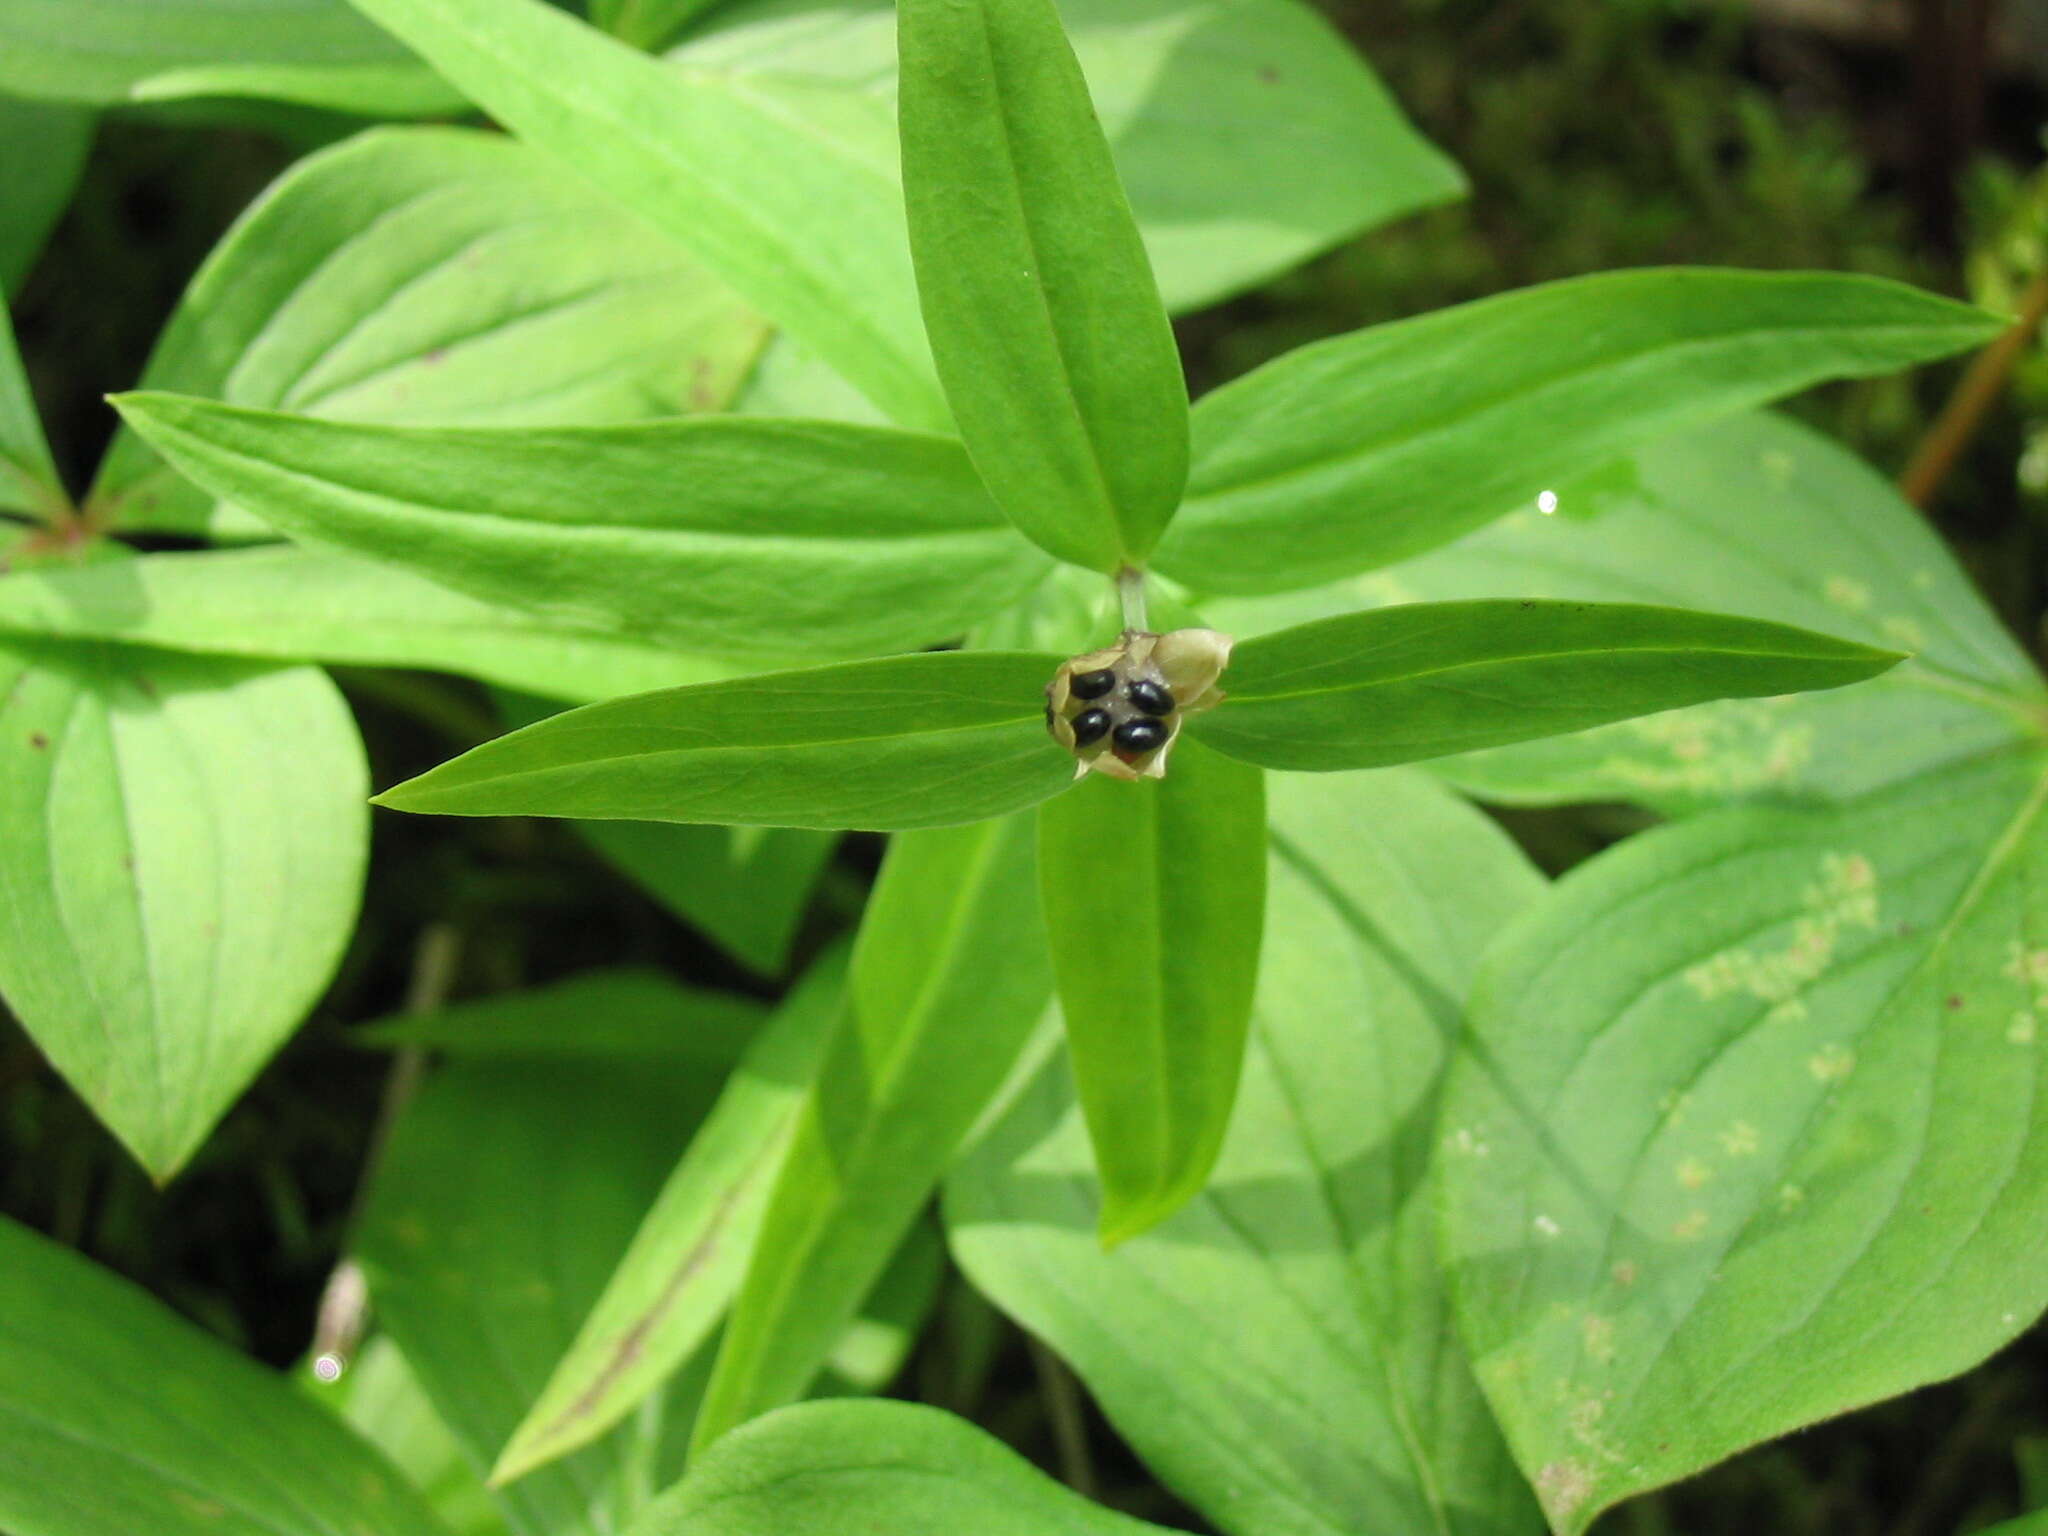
<box><xmin>6</xmin><ymin>1</ymin><xmax>2048</xmax><ymax>1531</ymax></box>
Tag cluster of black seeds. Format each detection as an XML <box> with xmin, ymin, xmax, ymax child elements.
<box><xmin>1067</xmin><ymin>666</ymin><xmax>1175</xmax><ymax>760</ymax></box>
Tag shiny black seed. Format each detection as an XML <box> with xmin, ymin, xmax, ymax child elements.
<box><xmin>1112</xmin><ymin>717</ymin><xmax>1169</xmax><ymax>756</ymax></box>
<box><xmin>1125</xmin><ymin>678</ymin><xmax>1175</xmax><ymax>717</ymax></box>
<box><xmin>1071</xmin><ymin>668</ymin><xmax>1117</xmax><ymax>701</ymax></box>
<box><xmin>1071</xmin><ymin>708</ymin><xmax>1113</xmax><ymax>747</ymax></box>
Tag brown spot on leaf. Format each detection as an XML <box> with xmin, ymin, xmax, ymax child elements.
<box><xmin>28</xmin><ymin>731</ymin><xmax>47</xmax><ymax>750</ymax></box>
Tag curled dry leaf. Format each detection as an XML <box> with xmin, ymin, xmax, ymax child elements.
<box><xmin>1045</xmin><ymin>627</ymin><xmax>1233</xmax><ymax>781</ymax></box>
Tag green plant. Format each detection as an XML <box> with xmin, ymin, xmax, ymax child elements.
<box><xmin>3</xmin><ymin>0</ymin><xmax>2045</xmax><ymax>1534</ymax></box>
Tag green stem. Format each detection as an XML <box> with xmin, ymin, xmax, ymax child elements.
<box><xmin>1117</xmin><ymin>566</ymin><xmax>1149</xmax><ymax>633</ymax></box>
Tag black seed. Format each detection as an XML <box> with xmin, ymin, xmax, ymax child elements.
<box><xmin>1125</xmin><ymin>678</ymin><xmax>1174</xmax><ymax>717</ymax></box>
<box><xmin>1071</xmin><ymin>708</ymin><xmax>1113</xmax><ymax>747</ymax></box>
<box><xmin>1112</xmin><ymin>717</ymin><xmax>1169</xmax><ymax>755</ymax></box>
<box><xmin>1070</xmin><ymin>668</ymin><xmax>1117</xmax><ymax>701</ymax></box>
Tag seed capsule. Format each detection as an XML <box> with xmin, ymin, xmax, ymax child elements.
<box><xmin>1044</xmin><ymin>626</ymin><xmax>1234</xmax><ymax>781</ymax></box>
<box><xmin>1070</xmin><ymin>668</ymin><xmax>1117</xmax><ymax>701</ymax></box>
<box><xmin>1124</xmin><ymin>678</ymin><xmax>1174</xmax><ymax>717</ymax></box>
<box><xmin>1071</xmin><ymin>708</ymin><xmax>1113</xmax><ymax>747</ymax></box>
<box><xmin>1112</xmin><ymin>717</ymin><xmax>1169</xmax><ymax>756</ymax></box>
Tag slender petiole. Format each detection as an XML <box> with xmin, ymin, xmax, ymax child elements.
<box><xmin>1116</xmin><ymin>565</ymin><xmax>1149</xmax><ymax>632</ymax></box>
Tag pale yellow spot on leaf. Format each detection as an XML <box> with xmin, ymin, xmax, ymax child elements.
<box><xmin>1823</xmin><ymin>575</ymin><xmax>1871</xmax><ymax>611</ymax></box>
<box><xmin>1600</xmin><ymin>703</ymin><xmax>1811</xmax><ymax>798</ymax></box>
<box><xmin>1687</xmin><ymin>854</ymin><xmax>1878</xmax><ymax>1016</ymax></box>
<box><xmin>1537</xmin><ymin>1459</ymin><xmax>1595</xmax><ymax>1524</ymax></box>
<box><xmin>1671</xmin><ymin>1210</ymin><xmax>1709</xmax><ymax>1241</ymax></box>
<box><xmin>1677</xmin><ymin>1157</ymin><xmax>1713</xmax><ymax>1190</ymax></box>
<box><xmin>2003</xmin><ymin>942</ymin><xmax>2048</xmax><ymax>986</ymax></box>
<box><xmin>1581</xmin><ymin>1314</ymin><xmax>1617</xmax><ymax>1364</ymax></box>
<box><xmin>1808</xmin><ymin>1043</ymin><xmax>1856</xmax><ymax>1082</ymax></box>
<box><xmin>1717</xmin><ymin>1120</ymin><xmax>1761</xmax><ymax>1157</ymax></box>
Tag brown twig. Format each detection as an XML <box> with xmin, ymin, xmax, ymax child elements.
<box><xmin>1900</xmin><ymin>270</ymin><xmax>2048</xmax><ymax>508</ymax></box>
<box><xmin>309</xmin><ymin>923</ymin><xmax>462</xmax><ymax>1380</ymax></box>
<box><xmin>1027</xmin><ymin>1333</ymin><xmax>1098</xmax><ymax>1499</ymax></box>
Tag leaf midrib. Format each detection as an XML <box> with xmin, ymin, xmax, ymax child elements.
<box><xmin>1228</xmin><ymin>637</ymin><xmax>1889</xmax><ymax>708</ymax></box>
<box><xmin>137</xmin><ymin>406</ymin><xmax>1013</xmax><ymax>545</ymax></box>
<box><xmin>966</xmin><ymin>0</ymin><xmax>1128</xmax><ymax>562</ymax></box>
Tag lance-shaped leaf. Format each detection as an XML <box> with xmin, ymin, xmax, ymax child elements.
<box><xmin>0</xmin><ymin>639</ymin><xmax>367</xmax><ymax>1178</ymax></box>
<box><xmin>0</xmin><ymin>546</ymin><xmax>747</xmax><ymax>704</ymax></box>
<box><xmin>812</xmin><ymin>1218</ymin><xmax>946</xmax><ymax>1397</ymax></box>
<box><xmin>1152</xmin><ymin>270</ymin><xmax>2001</xmax><ymax>596</ymax></box>
<box><xmin>691</xmin><ymin>814</ymin><xmax>1054</xmax><ymax>1450</ymax></box>
<box><xmin>630</xmin><ymin>1400</ymin><xmax>1174</xmax><ymax>1536</ymax></box>
<box><xmin>1037</xmin><ymin>735</ymin><xmax>1266</xmax><ymax>1243</ymax></box>
<box><xmin>953</xmin><ymin>768</ymin><xmax>1545</xmax><ymax>1536</ymax></box>
<box><xmin>0</xmin><ymin>302</ymin><xmax>60</xmax><ymax>518</ymax></box>
<box><xmin>342</xmin><ymin>0</ymin><xmax>947</xmax><ymax>429</ymax></box>
<box><xmin>374</xmin><ymin>652</ymin><xmax>1074</xmax><ymax>832</ymax></box>
<box><xmin>496</xmin><ymin>953</ymin><xmax>848</xmax><ymax>1484</ymax></box>
<box><xmin>1187</xmin><ymin>600</ymin><xmax>1902</xmax><ymax>773</ymax></box>
<box><xmin>92</xmin><ymin>126</ymin><xmax>766</xmax><ymax>538</ymax></box>
<box><xmin>112</xmin><ymin>393</ymin><xmax>1049</xmax><ymax>658</ymax></box>
<box><xmin>0</xmin><ymin>96</ymin><xmax>92</xmax><ymax>297</ymax></box>
<box><xmin>0</xmin><ymin>1215</ymin><xmax>453</xmax><ymax>1536</ymax></box>
<box><xmin>1206</xmin><ymin>410</ymin><xmax>2043</xmax><ymax>810</ymax></box>
<box><xmin>0</xmin><ymin>0</ymin><xmax>455</xmax><ymax>111</ymax></box>
<box><xmin>900</xmin><ymin>0</ymin><xmax>1188</xmax><ymax>573</ymax></box>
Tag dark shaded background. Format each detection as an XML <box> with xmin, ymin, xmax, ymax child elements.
<box><xmin>6</xmin><ymin>2</ymin><xmax>2048</xmax><ymax>1531</ymax></box>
